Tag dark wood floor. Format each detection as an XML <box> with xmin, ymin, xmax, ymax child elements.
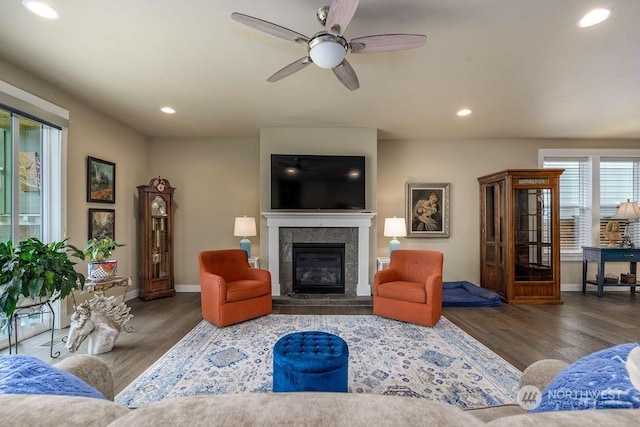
<box><xmin>4</xmin><ymin>290</ymin><xmax>639</xmax><ymax>394</ymax></box>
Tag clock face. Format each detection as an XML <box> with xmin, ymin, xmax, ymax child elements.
<box><xmin>151</xmin><ymin>195</ymin><xmax>167</xmax><ymax>216</ymax></box>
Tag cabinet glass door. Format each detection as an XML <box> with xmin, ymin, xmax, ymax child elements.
<box><xmin>514</xmin><ymin>188</ymin><xmax>553</xmax><ymax>281</ymax></box>
<box><xmin>151</xmin><ymin>195</ymin><xmax>168</xmax><ymax>280</ymax></box>
<box><xmin>482</xmin><ymin>182</ymin><xmax>505</xmax><ymax>293</ymax></box>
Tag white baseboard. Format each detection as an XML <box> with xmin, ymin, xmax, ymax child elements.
<box><xmin>175</xmin><ymin>284</ymin><xmax>201</xmax><ymax>293</ymax></box>
<box><xmin>166</xmin><ymin>283</ymin><xmax>634</xmax><ymax>294</ymax></box>
<box><xmin>125</xmin><ymin>288</ymin><xmax>139</xmax><ymax>301</ymax></box>
<box><xmin>562</xmin><ymin>283</ymin><xmax>634</xmax><ymax>292</ymax></box>
<box><xmin>561</xmin><ymin>283</ymin><xmax>583</xmax><ymax>292</ymax></box>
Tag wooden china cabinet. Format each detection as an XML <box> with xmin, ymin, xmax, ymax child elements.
<box><xmin>478</xmin><ymin>169</ymin><xmax>564</xmax><ymax>304</ymax></box>
<box><xmin>137</xmin><ymin>177</ymin><xmax>176</xmax><ymax>301</ymax></box>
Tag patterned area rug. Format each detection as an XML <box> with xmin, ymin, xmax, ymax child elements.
<box><xmin>116</xmin><ymin>315</ymin><xmax>521</xmax><ymax>408</ymax></box>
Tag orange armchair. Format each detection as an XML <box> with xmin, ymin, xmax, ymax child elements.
<box><xmin>373</xmin><ymin>249</ymin><xmax>443</xmax><ymax>327</ymax></box>
<box><xmin>199</xmin><ymin>249</ymin><xmax>272</xmax><ymax>327</ymax></box>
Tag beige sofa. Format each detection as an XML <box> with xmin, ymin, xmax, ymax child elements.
<box><xmin>0</xmin><ymin>354</ymin><xmax>639</xmax><ymax>426</ymax></box>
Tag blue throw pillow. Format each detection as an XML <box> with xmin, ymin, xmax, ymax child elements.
<box><xmin>0</xmin><ymin>354</ymin><xmax>105</xmax><ymax>399</ymax></box>
<box><xmin>532</xmin><ymin>342</ymin><xmax>640</xmax><ymax>412</ymax></box>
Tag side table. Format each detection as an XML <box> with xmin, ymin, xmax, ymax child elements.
<box><xmin>377</xmin><ymin>257</ymin><xmax>390</xmax><ymax>271</ymax></box>
<box><xmin>582</xmin><ymin>246</ymin><xmax>639</xmax><ymax>297</ymax></box>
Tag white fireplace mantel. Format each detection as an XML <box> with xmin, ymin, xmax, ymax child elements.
<box><xmin>262</xmin><ymin>212</ymin><xmax>376</xmax><ymax>296</ymax></box>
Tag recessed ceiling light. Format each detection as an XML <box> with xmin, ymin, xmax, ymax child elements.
<box><xmin>161</xmin><ymin>107</ymin><xmax>176</xmax><ymax>114</ymax></box>
<box><xmin>22</xmin><ymin>1</ymin><xmax>60</xmax><ymax>20</ymax></box>
<box><xmin>457</xmin><ymin>109</ymin><xmax>472</xmax><ymax>117</ymax></box>
<box><xmin>578</xmin><ymin>8</ymin><xmax>613</xmax><ymax>28</ymax></box>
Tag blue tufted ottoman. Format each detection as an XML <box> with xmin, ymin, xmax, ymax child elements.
<box><xmin>272</xmin><ymin>331</ymin><xmax>349</xmax><ymax>393</ymax></box>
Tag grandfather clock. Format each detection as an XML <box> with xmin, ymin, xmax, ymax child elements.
<box><xmin>137</xmin><ymin>177</ymin><xmax>176</xmax><ymax>301</ymax></box>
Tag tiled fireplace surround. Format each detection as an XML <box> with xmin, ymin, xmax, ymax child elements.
<box><xmin>262</xmin><ymin>212</ymin><xmax>376</xmax><ymax>297</ymax></box>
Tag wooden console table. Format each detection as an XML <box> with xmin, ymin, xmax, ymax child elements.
<box><xmin>582</xmin><ymin>246</ymin><xmax>639</xmax><ymax>297</ymax></box>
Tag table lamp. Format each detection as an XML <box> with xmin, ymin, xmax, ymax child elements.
<box><xmin>234</xmin><ymin>216</ymin><xmax>257</xmax><ymax>257</ymax></box>
<box><xmin>610</xmin><ymin>199</ymin><xmax>640</xmax><ymax>247</ymax></box>
<box><xmin>384</xmin><ymin>217</ymin><xmax>407</xmax><ymax>257</ymax></box>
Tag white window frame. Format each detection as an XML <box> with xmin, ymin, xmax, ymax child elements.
<box><xmin>539</xmin><ymin>149</ymin><xmax>640</xmax><ymax>261</ymax></box>
<box><xmin>0</xmin><ymin>80</ymin><xmax>70</xmax><ymax>345</ymax></box>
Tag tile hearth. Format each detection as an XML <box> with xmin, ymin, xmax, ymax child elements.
<box><xmin>273</xmin><ymin>294</ymin><xmax>372</xmax><ymax>307</ymax></box>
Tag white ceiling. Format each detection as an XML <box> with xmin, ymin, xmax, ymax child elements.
<box><xmin>0</xmin><ymin>0</ymin><xmax>638</xmax><ymax>140</ymax></box>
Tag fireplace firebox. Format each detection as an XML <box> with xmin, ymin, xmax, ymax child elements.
<box><xmin>293</xmin><ymin>243</ymin><xmax>345</xmax><ymax>294</ymax></box>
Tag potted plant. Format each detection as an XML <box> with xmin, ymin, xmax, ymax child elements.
<box><xmin>84</xmin><ymin>231</ymin><xmax>125</xmax><ymax>281</ymax></box>
<box><xmin>0</xmin><ymin>237</ymin><xmax>85</xmax><ymax>324</ymax></box>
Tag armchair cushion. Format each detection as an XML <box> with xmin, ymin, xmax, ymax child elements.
<box><xmin>376</xmin><ymin>281</ymin><xmax>426</xmax><ymax>303</ymax></box>
<box><xmin>226</xmin><ymin>279</ymin><xmax>271</xmax><ymax>302</ymax></box>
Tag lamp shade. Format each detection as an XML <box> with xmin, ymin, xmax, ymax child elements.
<box><xmin>384</xmin><ymin>217</ymin><xmax>407</xmax><ymax>237</ymax></box>
<box><xmin>234</xmin><ymin>216</ymin><xmax>257</xmax><ymax>237</ymax></box>
<box><xmin>612</xmin><ymin>200</ymin><xmax>640</xmax><ymax>220</ymax></box>
<box><xmin>383</xmin><ymin>217</ymin><xmax>405</xmax><ymax>257</ymax></box>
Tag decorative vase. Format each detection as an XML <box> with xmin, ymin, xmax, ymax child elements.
<box><xmin>88</xmin><ymin>260</ymin><xmax>118</xmax><ymax>281</ymax></box>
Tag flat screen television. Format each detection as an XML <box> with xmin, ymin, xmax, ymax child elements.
<box><xmin>271</xmin><ymin>154</ymin><xmax>366</xmax><ymax>210</ymax></box>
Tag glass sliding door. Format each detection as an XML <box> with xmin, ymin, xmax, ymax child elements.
<box><xmin>0</xmin><ymin>108</ymin><xmax>59</xmax><ymax>349</ymax></box>
<box><xmin>18</xmin><ymin>116</ymin><xmax>43</xmax><ymax>241</ymax></box>
<box><xmin>0</xmin><ymin>109</ymin><xmax>12</xmax><ymax>242</ymax></box>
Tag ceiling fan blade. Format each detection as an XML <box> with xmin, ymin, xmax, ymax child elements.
<box><xmin>267</xmin><ymin>57</ymin><xmax>312</xmax><ymax>83</ymax></box>
<box><xmin>333</xmin><ymin>59</ymin><xmax>359</xmax><ymax>91</ymax></box>
<box><xmin>231</xmin><ymin>12</ymin><xmax>310</xmax><ymax>44</ymax></box>
<box><xmin>350</xmin><ymin>34</ymin><xmax>427</xmax><ymax>54</ymax></box>
<box><xmin>325</xmin><ymin>0</ymin><xmax>360</xmax><ymax>35</ymax></box>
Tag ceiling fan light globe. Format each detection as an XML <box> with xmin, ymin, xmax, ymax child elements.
<box><xmin>309</xmin><ymin>40</ymin><xmax>347</xmax><ymax>69</ymax></box>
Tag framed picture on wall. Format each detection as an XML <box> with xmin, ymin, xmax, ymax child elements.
<box><xmin>88</xmin><ymin>208</ymin><xmax>115</xmax><ymax>240</ymax></box>
<box><xmin>406</xmin><ymin>182</ymin><xmax>450</xmax><ymax>238</ymax></box>
<box><xmin>87</xmin><ymin>156</ymin><xmax>116</xmax><ymax>203</ymax></box>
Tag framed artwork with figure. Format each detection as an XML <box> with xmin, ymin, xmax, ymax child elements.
<box><xmin>406</xmin><ymin>182</ymin><xmax>450</xmax><ymax>238</ymax></box>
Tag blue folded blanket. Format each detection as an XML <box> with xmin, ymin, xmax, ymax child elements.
<box><xmin>532</xmin><ymin>342</ymin><xmax>640</xmax><ymax>412</ymax></box>
<box><xmin>442</xmin><ymin>281</ymin><xmax>501</xmax><ymax>307</ymax></box>
<box><xmin>0</xmin><ymin>354</ymin><xmax>105</xmax><ymax>399</ymax></box>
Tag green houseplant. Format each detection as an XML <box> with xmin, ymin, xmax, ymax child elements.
<box><xmin>84</xmin><ymin>232</ymin><xmax>124</xmax><ymax>281</ymax></box>
<box><xmin>0</xmin><ymin>237</ymin><xmax>85</xmax><ymax>324</ymax></box>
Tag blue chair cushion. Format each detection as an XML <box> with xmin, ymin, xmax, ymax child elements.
<box><xmin>0</xmin><ymin>354</ymin><xmax>105</xmax><ymax>399</ymax></box>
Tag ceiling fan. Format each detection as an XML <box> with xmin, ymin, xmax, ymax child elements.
<box><xmin>231</xmin><ymin>0</ymin><xmax>427</xmax><ymax>91</ymax></box>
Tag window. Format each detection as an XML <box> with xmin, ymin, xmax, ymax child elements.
<box><xmin>540</xmin><ymin>149</ymin><xmax>640</xmax><ymax>260</ymax></box>
<box><xmin>0</xmin><ymin>80</ymin><xmax>69</xmax><ymax>349</ymax></box>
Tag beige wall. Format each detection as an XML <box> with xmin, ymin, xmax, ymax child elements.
<box><xmin>147</xmin><ymin>138</ymin><xmax>261</xmax><ymax>286</ymax></box>
<box><xmin>149</xmin><ymin>134</ymin><xmax>640</xmax><ymax>289</ymax></box>
<box><xmin>378</xmin><ymin>138</ymin><xmax>640</xmax><ymax>285</ymax></box>
<box><xmin>0</xmin><ymin>58</ymin><xmax>149</xmax><ymax>320</ymax></box>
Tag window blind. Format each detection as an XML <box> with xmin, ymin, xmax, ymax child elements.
<box><xmin>600</xmin><ymin>158</ymin><xmax>640</xmax><ymax>244</ymax></box>
<box><xmin>543</xmin><ymin>158</ymin><xmax>591</xmax><ymax>253</ymax></box>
